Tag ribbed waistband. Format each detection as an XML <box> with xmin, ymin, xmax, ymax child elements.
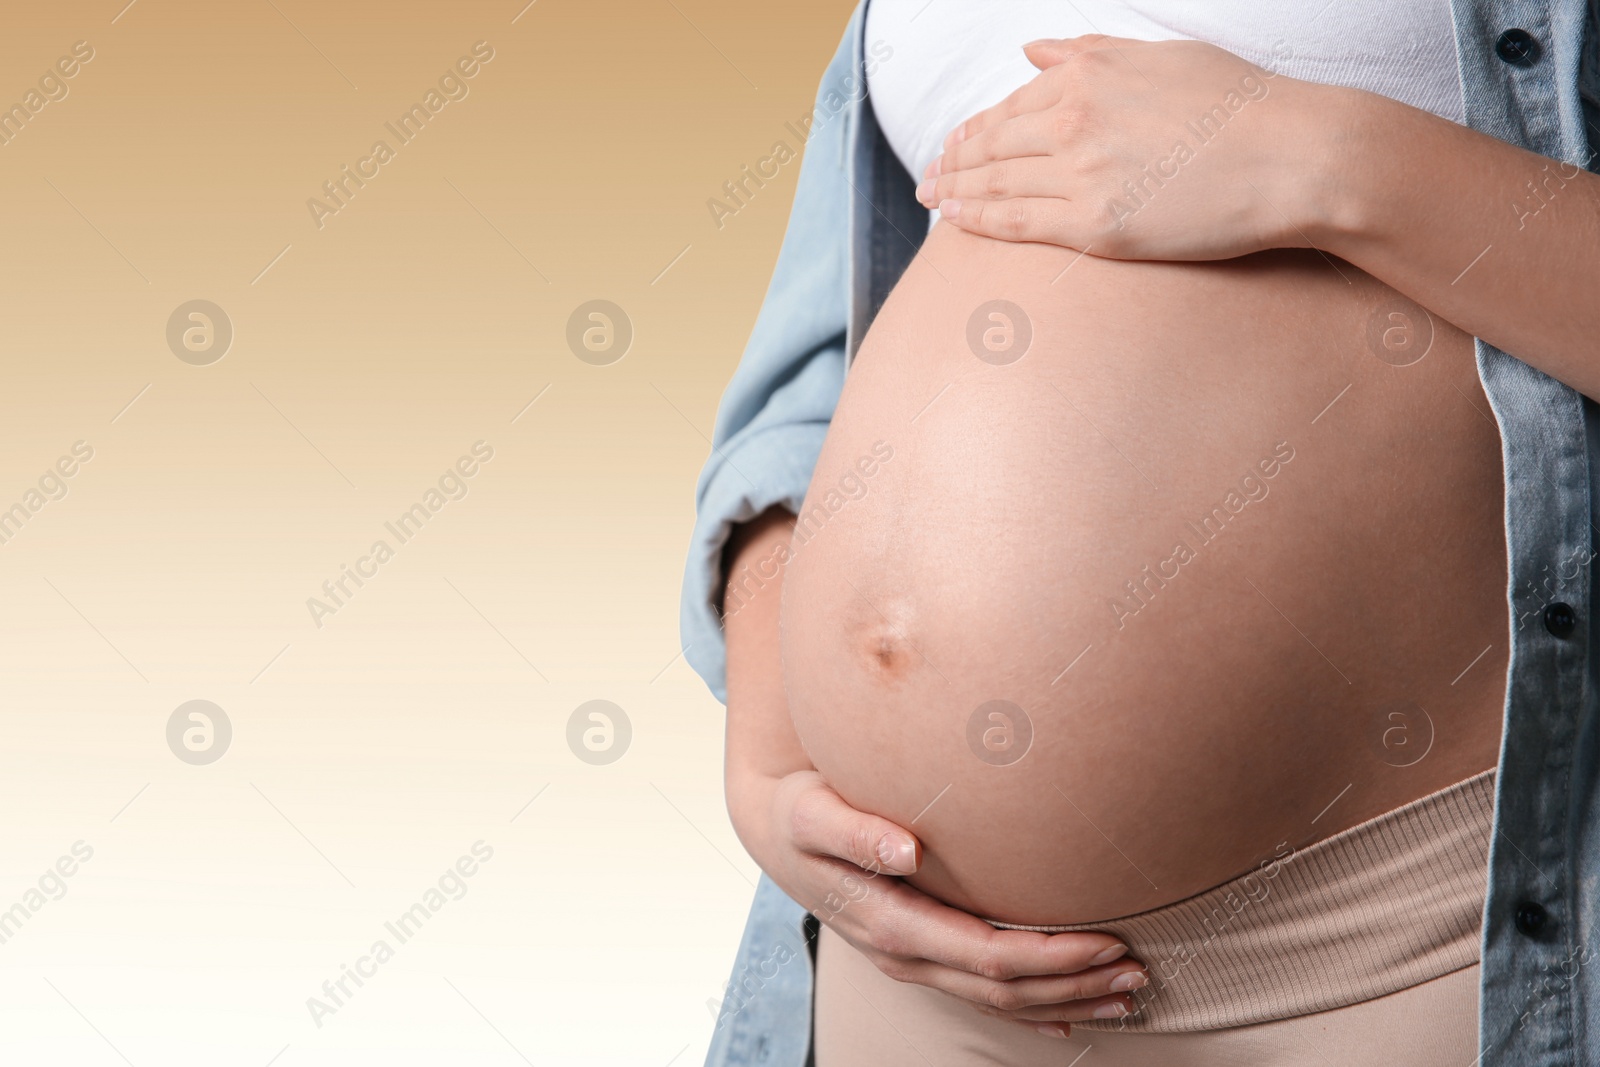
<box><xmin>991</xmin><ymin>770</ymin><xmax>1495</xmax><ymax>1032</ymax></box>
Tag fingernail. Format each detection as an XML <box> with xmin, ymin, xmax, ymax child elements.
<box><xmin>1089</xmin><ymin>943</ymin><xmax>1128</xmax><ymax>967</ymax></box>
<box><xmin>915</xmin><ymin>180</ymin><xmax>934</xmax><ymax>204</ymax></box>
<box><xmin>1110</xmin><ymin>970</ymin><xmax>1147</xmax><ymax>993</ymax></box>
<box><xmin>875</xmin><ymin>833</ymin><xmax>916</xmax><ymax>873</ymax></box>
<box><xmin>1094</xmin><ymin>1002</ymin><xmax>1129</xmax><ymax>1020</ymax></box>
<box><xmin>938</xmin><ymin>198</ymin><xmax>962</xmax><ymax>219</ymax></box>
<box><xmin>1034</xmin><ymin>1024</ymin><xmax>1070</xmax><ymax>1039</ymax></box>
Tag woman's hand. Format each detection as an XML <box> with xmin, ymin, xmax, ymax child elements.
<box><xmin>743</xmin><ymin>768</ymin><xmax>1147</xmax><ymax>1032</ymax></box>
<box><xmin>917</xmin><ymin>36</ymin><xmax>1343</xmax><ymax>260</ymax></box>
<box><xmin>721</xmin><ymin>507</ymin><xmax>1146</xmax><ymax>1035</ymax></box>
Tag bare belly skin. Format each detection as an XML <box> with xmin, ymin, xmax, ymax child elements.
<box><xmin>779</xmin><ymin>222</ymin><xmax>1508</xmax><ymax>926</ymax></box>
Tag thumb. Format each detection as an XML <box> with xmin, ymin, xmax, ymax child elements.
<box><xmin>788</xmin><ymin>777</ymin><xmax>922</xmax><ymax>875</ymax></box>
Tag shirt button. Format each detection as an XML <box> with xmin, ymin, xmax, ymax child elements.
<box><xmin>1496</xmin><ymin>28</ymin><xmax>1542</xmax><ymax>66</ymax></box>
<box><xmin>1516</xmin><ymin>901</ymin><xmax>1549</xmax><ymax>937</ymax></box>
<box><xmin>1544</xmin><ymin>601</ymin><xmax>1577</xmax><ymax>638</ymax></box>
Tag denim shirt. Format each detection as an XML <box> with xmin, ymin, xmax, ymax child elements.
<box><xmin>684</xmin><ymin>3</ymin><xmax>1600</xmax><ymax>1064</ymax></box>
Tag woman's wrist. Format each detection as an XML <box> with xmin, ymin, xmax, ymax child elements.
<box><xmin>724</xmin><ymin>764</ymin><xmax>779</xmax><ymax>869</ymax></box>
<box><xmin>721</xmin><ymin>505</ymin><xmax>811</xmax><ymax>876</ymax></box>
<box><xmin>1290</xmin><ymin>82</ymin><xmax>1397</xmax><ymax>256</ymax></box>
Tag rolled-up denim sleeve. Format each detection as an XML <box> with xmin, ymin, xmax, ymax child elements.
<box><xmin>680</xmin><ymin>22</ymin><xmax>856</xmax><ymax>704</ymax></box>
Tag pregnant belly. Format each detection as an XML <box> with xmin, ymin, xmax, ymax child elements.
<box><xmin>779</xmin><ymin>223</ymin><xmax>1508</xmax><ymax>926</ymax></box>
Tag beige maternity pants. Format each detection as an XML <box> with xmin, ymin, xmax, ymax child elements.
<box><xmin>816</xmin><ymin>770</ymin><xmax>1494</xmax><ymax>1065</ymax></box>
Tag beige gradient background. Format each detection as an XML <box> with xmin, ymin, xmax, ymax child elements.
<box><xmin>0</xmin><ymin>1</ymin><xmax>852</xmax><ymax>1063</ymax></box>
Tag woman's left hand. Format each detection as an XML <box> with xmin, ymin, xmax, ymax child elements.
<box><xmin>917</xmin><ymin>36</ymin><xmax>1343</xmax><ymax>260</ymax></box>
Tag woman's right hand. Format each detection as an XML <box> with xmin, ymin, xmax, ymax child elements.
<box><xmin>721</xmin><ymin>507</ymin><xmax>1145</xmax><ymax>1035</ymax></box>
<box><xmin>741</xmin><ymin>768</ymin><xmax>1148</xmax><ymax>1033</ymax></box>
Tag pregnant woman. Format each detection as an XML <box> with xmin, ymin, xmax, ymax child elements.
<box><xmin>685</xmin><ymin>2</ymin><xmax>1600</xmax><ymax>1066</ymax></box>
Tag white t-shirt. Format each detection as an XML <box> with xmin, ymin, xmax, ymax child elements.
<box><xmin>865</xmin><ymin>0</ymin><xmax>1465</xmax><ymax>192</ymax></box>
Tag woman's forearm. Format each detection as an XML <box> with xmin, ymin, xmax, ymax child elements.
<box><xmin>1313</xmin><ymin>87</ymin><xmax>1600</xmax><ymax>399</ymax></box>
<box><xmin>920</xmin><ymin>36</ymin><xmax>1600</xmax><ymax>402</ymax></box>
<box><xmin>722</xmin><ymin>506</ymin><xmax>810</xmax><ymax>859</ymax></box>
